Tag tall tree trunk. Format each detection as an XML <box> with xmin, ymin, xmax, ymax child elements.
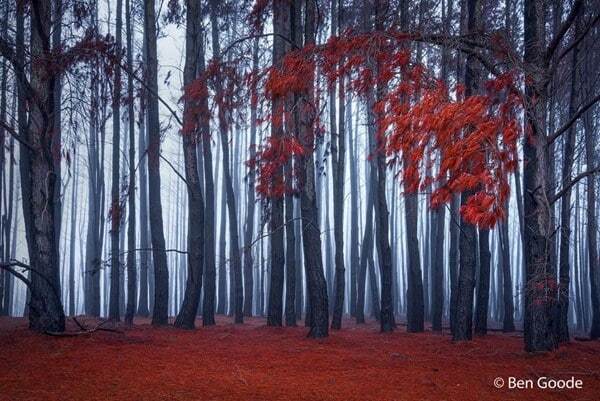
<box><xmin>348</xmin><ymin>93</ymin><xmax>358</xmax><ymax>319</ymax></box>
<box><xmin>267</xmin><ymin>0</ymin><xmax>290</xmax><ymax>327</ymax></box>
<box><xmin>356</xmin><ymin>165</ymin><xmax>375</xmax><ymax>323</ymax></box>
<box><xmin>522</xmin><ymin>0</ymin><xmax>557</xmax><ymax>352</ymax></box>
<box><xmin>144</xmin><ymin>0</ymin><xmax>169</xmax><ymax>326</ymax></box>
<box><xmin>557</xmin><ymin>12</ymin><xmax>580</xmax><ymax>342</ymax></box>
<box><xmin>431</xmin><ymin>0</ymin><xmax>452</xmax><ymax>332</ymax></box>
<box><xmin>453</xmin><ymin>0</ymin><xmax>481</xmax><ymax>342</ymax></box>
<box><xmin>217</xmin><ymin>160</ymin><xmax>226</xmax><ymax>315</ymax></box>
<box><xmin>284</xmin><ymin>166</ymin><xmax>296</xmax><ymax>325</ymax></box>
<box><xmin>68</xmin><ymin>149</ymin><xmax>78</xmax><ymax>316</ymax></box>
<box><xmin>0</xmin><ymin>0</ymin><xmax>9</xmax><ymax>316</ymax></box>
<box><xmin>243</xmin><ymin>33</ymin><xmax>261</xmax><ymax>317</ymax></box>
<box><xmin>499</xmin><ymin>212</ymin><xmax>515</xmax><ymax>331</ymax></box>
<box><xmin>370</xmin><ymin>0</ymin><xmax>394</xmax><ymax>333</ymax></box>
<box><xmin>109</xmin><ymin>0</ymin><xmax>123</xmax><ymax>322</ymax></box>
<box><xmin>20</xmin><ymin>0</ymin><xmax>66</xmax><ymax>332</ymax></box>
<box><xmin>209</xmin><ymin>0</ymin><xmax>243</xmax><ymax>322</ymax></box>
<box><xmin>137</xmin><ymin>64</ymin><xmax>150</xmax><ymax>317</ymax></box>
<box><xmin>331</xmin><ymin>0</ymin><xmax>346</xmax><ymax>330</ymax></box>
<box><xmin>583</xmin><ymin>42</ymin><xmax>599</xmax><ymax>339</ymax></box>
<box><xmin>297</xmin><ymin>0</ymin><xmax>329</xmax><ymax>337</ymax></box>
<box><xmin>124</xmin><ymin>0</ymin><xmax>136</xmax><ymax>325</ymax></box>
<box><xmin>200</xmin><ymin>25</ymin><xmax>217</xmax><ymax>328</ymax></box>
<box><xmin>52</xmin><ymin>0</ymin><xmax>63</xmax><ymax>283</ymax></box>
<box><xmin>174</xmin><ymin>0</ymin><xmax>206</xmax><ymax>329</ymax></box>
<box><xmin>284</xmin><ymin>1</ymin><xmax>301</xmax><ymax>325</ymax></box>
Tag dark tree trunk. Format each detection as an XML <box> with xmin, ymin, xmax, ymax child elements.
<box><xmin>522</xmin><ymin>0</ymin><xmax>558</xmax><ymax>352</ymax></box>
<box><xmin>201</xmin><ymin>25</ymin><xmax>217</xmax><ymax>327</ymax></box>
<box><xmin>369</xmin><ymin>0</ymin><xmax>395</xmax><ymax>334</ymax></box>
<box><xmin>144</xmin><ymin>0</ymin><xmax>169</xmax><ymax>326</ymax></box>
<box><xmin>297</xmin><ymin>0</ymin><xmax>329</xmax><ymax>338</ymax></box>
<box><xmin>499</xmin><ymin>215</ymin><xmax>515</xmax><ymax>332</ymax></box>
<box><xmin>243</xmin><ymin>33</ymin><xmax>261</xmax><ymax>317</ymax></box>
<box><xmin>109</xmin><ymin>0</ymin><xmax>123</xmax><ymax>323</ymax></box>
<box><xmin>175</xmin><ymin>0</ymin><xmax>206</xmax><ymax>329</ymax></box>
<box><xmin>266</xmin><ymin>0</ymin><xmax>290</xmax><ymax>327</ymax></box>
<box><xmin>475</xmin><ymin>229</ymin><xmax>491</xmax><ymax>335</ymax></box>
<box><xmin>453</xmin><ymin>0</ymin><xmax>481</xmax><ymax>342</ymax></box>
<box><xmin>67</xmin><ymin>149</ymin><xmax>78</xmax><ymax>316</ymax></box>
<box><xmin>0</xmin><ymin>0</ymin><xmax>10</xmax><ymax>316</ymax></box>
<box><xmin>405</xmin><ymin>190</ymin><xmax>424</xmax><ymax>332</ymax></box>
<box><xmin>557</xmin><ymin>13</ymin><xmax>580</xmax><ymax>342</ymax></box>
<box><xmin>583</xmin><ymin>39</ymin><xmax>599</xmax><ymax>338</ymax></box>
<box><xmin>124</xmin><ymin>0</ymin><xmax>136</xmax><ymax>325</ymax></box>
<box><xmin>137</xmin><ymin>66</ymin><xmax>150</xmax><ymax>317</ymax></box>
<box><xmin>448</xmin><ymin>194</ymin><xmax>460</xmax><ymax>331</ymax></box>
<box><xmin>209</xmin><ymin>0</ymin><xmax>243</xmax><ymax>323</ymax></box>
<box><xmin>51</xmin><ymin>0</ymin><xmax>63</xmax><ymax>288</ymax></box>
<box><xmin>331</xmin><ymin>0</ymin><xmax>346</xmax><ymax>330</ymax></box>
<box><xmin>356</xmin><ymin>170</ymin><xmax>375</xmax><ymax>324</ymax></box>
<box><xmin>431</xmin><ymin>0</ymin><xmax>451</xmax><ymax>333</ymax></box>
<box><xmin>284</xmin><ymin>171</ymin><xmax>296</xmax><ymax>326</ymax></box>
<box><xmin>20</xmin><ymin>0</ymin><xmax>65</xmax><ymax>332</ymax></box>
<box><xmin>431</xmin><ymin>201</ymin><xmax>446</xmax><ymax>331</ymax></box>
<box><xmin>348</xmin><ymin>97</ymin><xmax>358</xmax><ymax>318</ymax></box>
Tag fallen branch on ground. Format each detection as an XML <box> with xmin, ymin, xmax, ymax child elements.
<box><xmin>45</xmin><ymin>318</ymin><xmax>124</xmax><ymax>337</ymax></box>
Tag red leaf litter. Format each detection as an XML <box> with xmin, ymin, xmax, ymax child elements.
<box><xmin>1</xmin><ymin>317</ymin><xmax>599</xmax><ymax>401</ymax></box>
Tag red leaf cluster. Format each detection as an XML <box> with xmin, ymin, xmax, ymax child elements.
<box><xmin>243</xmin><ymin>29</ymin><xmax>521</xmax><ymax>228</ymax></box>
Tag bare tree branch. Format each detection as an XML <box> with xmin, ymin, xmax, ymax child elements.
<box><xmin>551</xmin><ymin>165</ymin><xmax>600</xmax><ymax>204</ymax></box>
<box><xmin>547</xmin><ymin>92</ymin><xmax>600</xmax><ymax>145</ymax></box>
<box><xmin>545</xmin><ymin>0</ymin><xmax>583</xmax><ymax>61</ymax></box>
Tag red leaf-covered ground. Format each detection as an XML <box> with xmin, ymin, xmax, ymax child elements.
<box><xmin>1</xmin><ymin>316</ymin><xmax>599</xmax><ymax>401</ymax></box>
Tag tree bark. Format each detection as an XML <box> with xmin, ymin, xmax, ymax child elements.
<box><xmin>267</xmin><ymin>0</ymin><xmax>290</xmax><ymax>327</ymax></box>
<box><xmin>124</xmin><ymin>0</ymin><xmax>137</xmax><ymax>325</ymax></box>
<box><xmin>331</xmin><ymin>0</ymin><xmax>346</xmax><ymax>330</ymax></box>
<box><xmin>557</xmin><ymin>11</ymin><xmax>580</xmax><ymax>342</ymax></box>
<box><xmin>475</xmin><ymin>228</ymin><xmax>490</xmax><ymax>335</ymax></box>
<box><xmin>453</xmin><ymin>0</ymin><xmax>481</xmax><ymax>342</ymax></box>
<box><xmin>174</xmin><ymin>0</ymin><xmax>205</xmax><ymax>329</ymax></box>
<box><xmin>144</xmin><ymin>0</ymin><xmax>169</xmax><ymax>326</ymax></box>
<box><xmin>243</xmin><ymin>34</ymin><xmax>261</xmax><ymax>317</ymax></box>
<box><xmin>109</xmin><ymin>0</ymin><xmax>123</xmax><ymax>322</ymax></box>
<box><xmin>522</xmin><ymin>0</ymin><xmax>558</xmax><ymax>352</ymax></box>
<box><xmin>298</xmin><ymin>0</ymin><xmax>329</xmax><ymax>338</ymax></box>
<box><xmin>21</xmin><ymin>0</ymin><xmax>65</xmax><ymax>332</ymax></box>
<box><xmin>209</xmin><ymin>0</ymin><xmax>243</xmax><ymax>323</ymax></box>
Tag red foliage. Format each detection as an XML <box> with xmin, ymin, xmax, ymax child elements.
<box><xmin>249</xmin><ymin>30</ymin><xmax>521</xmax><ymax>228</ymax></box>
<box><xmin>180</xmin><ymin>57</ymin><xmax>246</xmax><ymax>139</ymax></box>
<box><xmin>1</xmin><ymin>316</ymin><xmax>599</xmax><ymax>401</ymax></box>
<box><xmin>253</xmin><ymin>136</ymin><xmax>305</xmax><ymax>197</ymax></box>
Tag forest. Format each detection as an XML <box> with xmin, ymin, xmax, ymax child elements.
<box><xmin>1</xmin><ymin>0</ymin><xmax>600</xmax><ymax>400</ymax></box>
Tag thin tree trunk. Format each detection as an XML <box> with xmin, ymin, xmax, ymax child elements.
<box><xmin>266</xmin><ymin>0</ymin><xmax>289</xmax><ymax>327</ymax></box>
<box><xmin>209</xmin><ymin>1</ymin><xmax>244</xmax><ymax>323</ymax></box>
<box><xmin>109</xmin><ymin>0</ymin><xmax>123</xmax><ymax>322</ymax></box>
<box><xmin>557</xmin><ymin>12</ymin><xmax>580</xmax><ymax>342</ymax></box>
<box><xmin>144</xmin><ymin>0</ymin><xmax>169</xmax><ymax>326</ymax></box>
<box><xmin>200</xmin><ymin>23</ymin><xmax>217</xmax><ymax>327</ymax></box>
<box><xmin>243</xmin><ymin>35</ymin><xmax>260</xmax><ymax>317</ymax></box>
<box><xmin>475</xmin><ymin>228</ymin><xmax>491</xmax><ymax>335</ymax></box>
<box><xmin>124</xmin><ymin>0</ymin><xmax>136</xmax><ymax>325</ymax></box>
<box><xmin>331</xmin><ymin>0</ymin><xmax>346</xmax><ymax>330</ymax></box>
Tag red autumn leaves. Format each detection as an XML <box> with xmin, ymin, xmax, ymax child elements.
<box><xmin>180</xmin><ymin>30</ymin><xmax>522</xmax><ymax>229</ymax></box>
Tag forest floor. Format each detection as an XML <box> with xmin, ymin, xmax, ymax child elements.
<box><xmin>1</xmin><ymin>316</ymin><xmax>599</xmax><ymax>401</ymax></box>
